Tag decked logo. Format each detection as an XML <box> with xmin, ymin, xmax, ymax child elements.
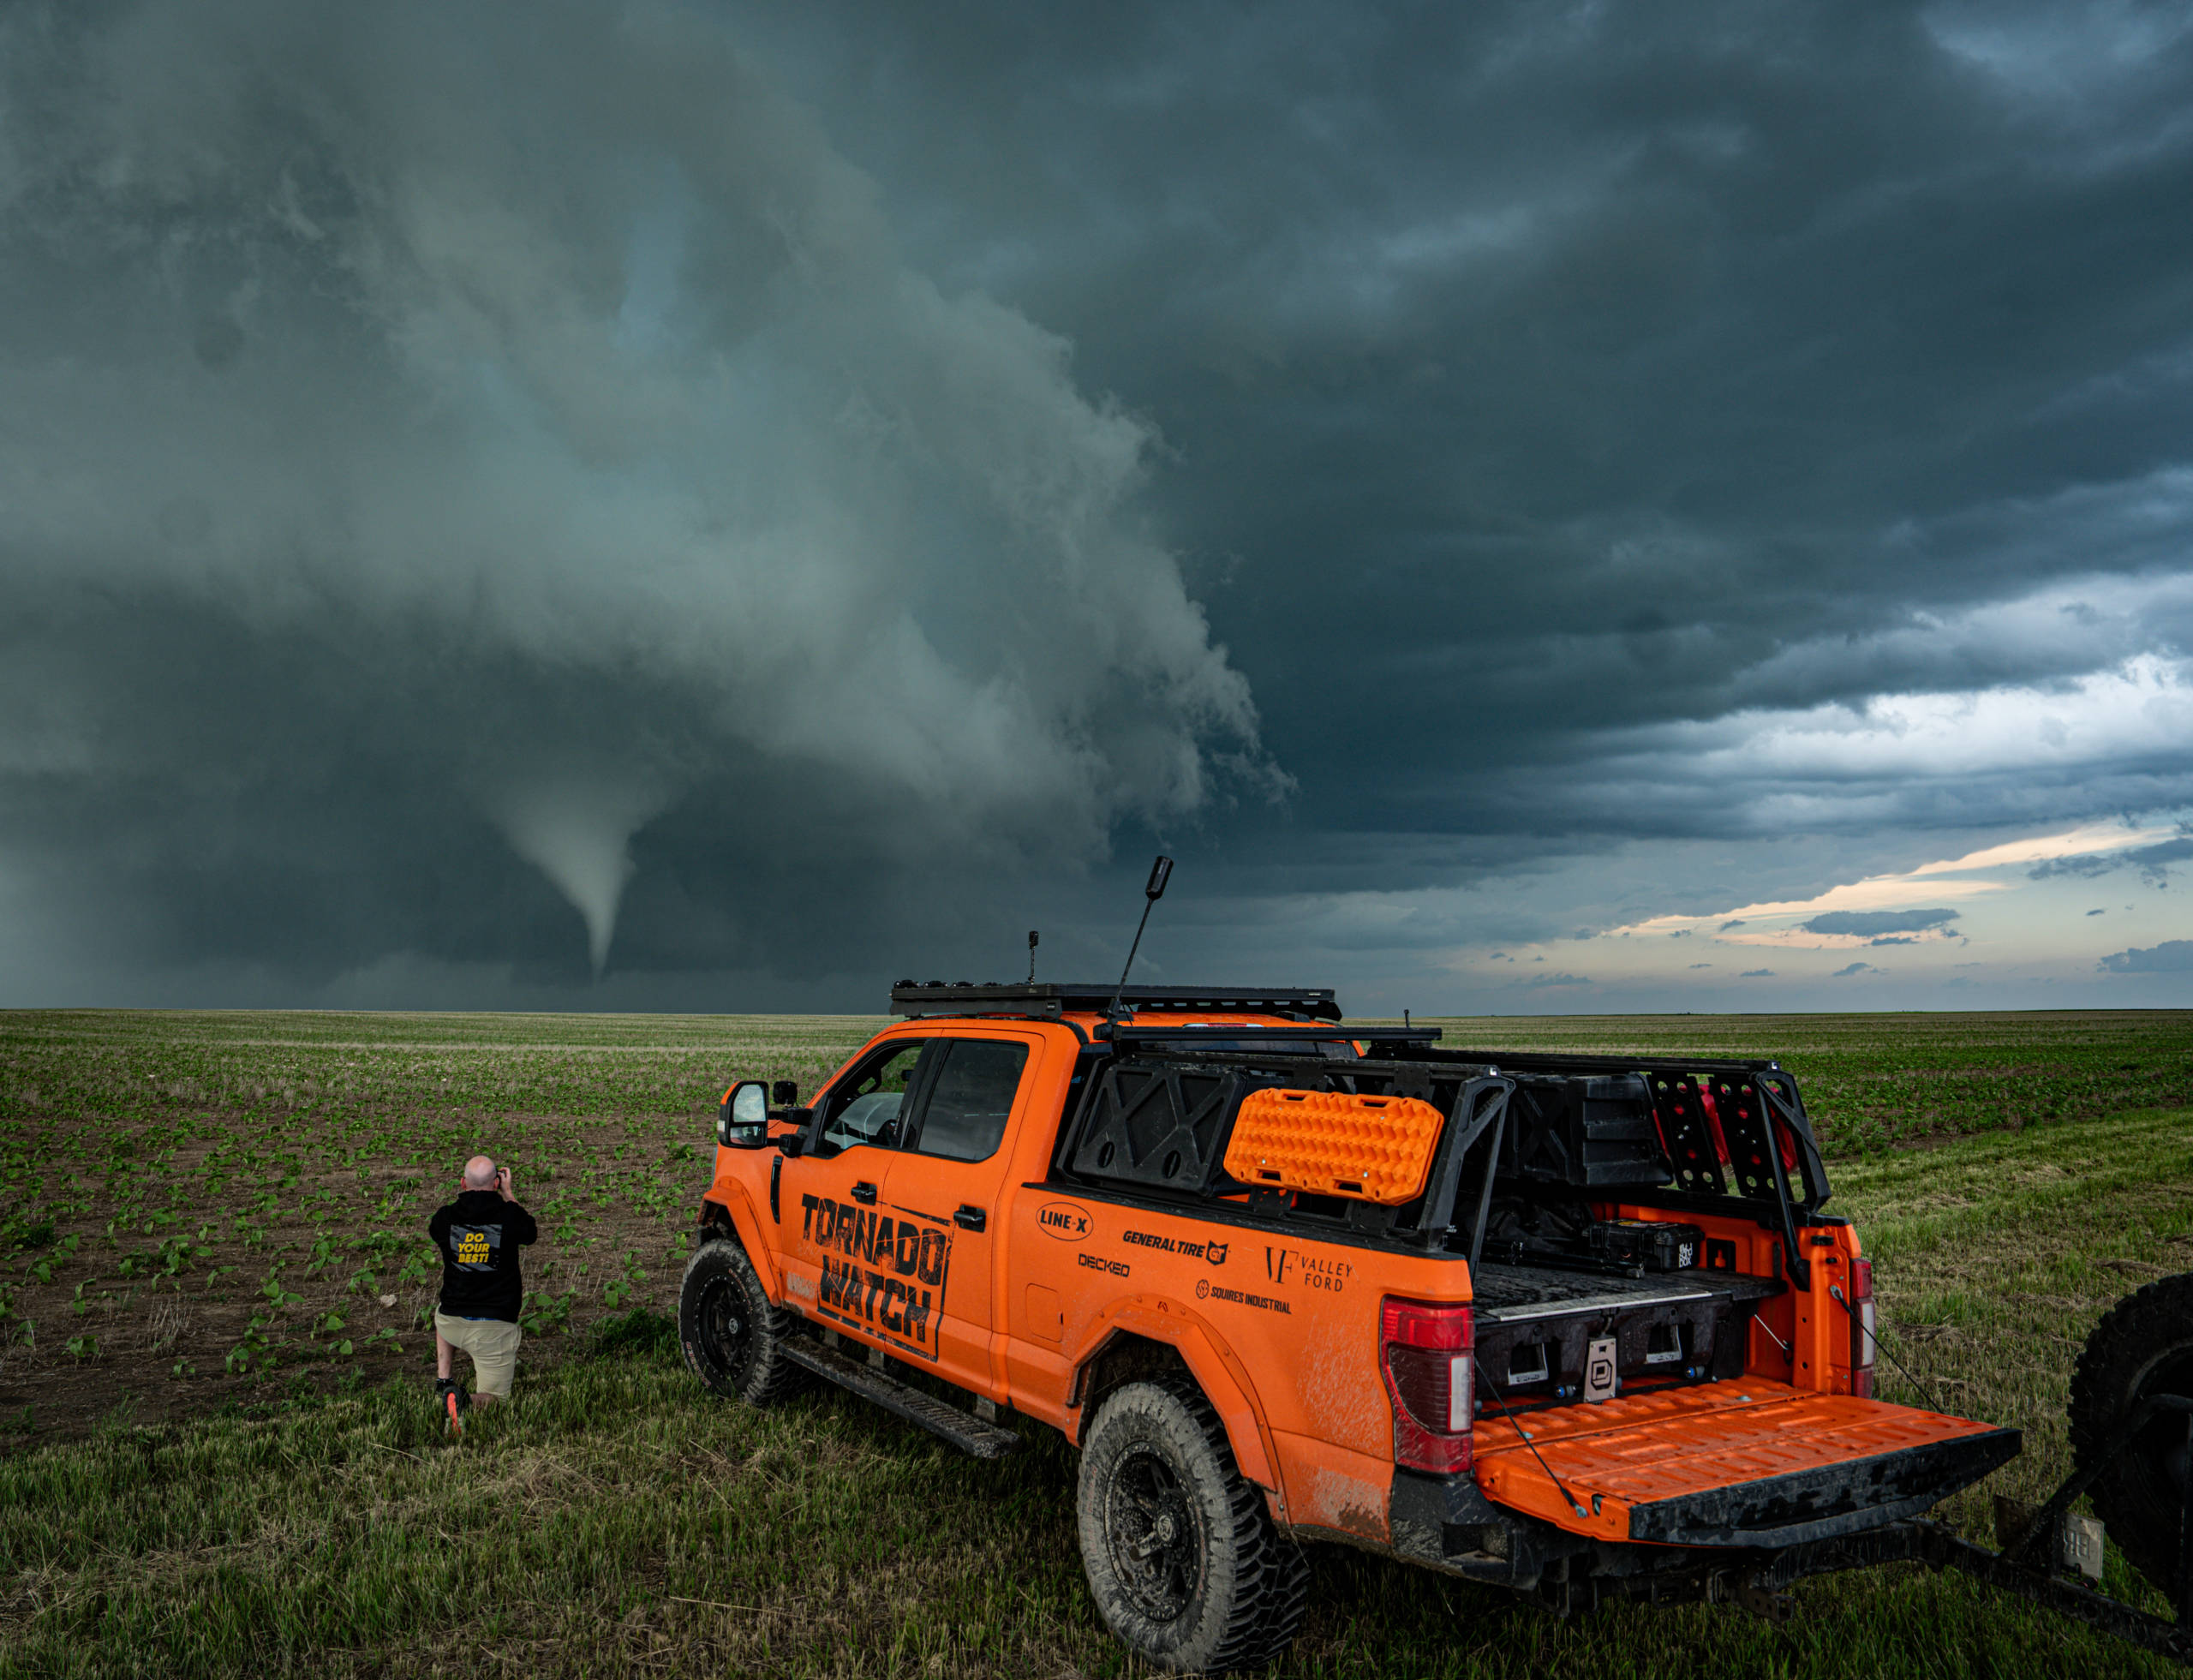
<box><xmin>1037</xmin><ymin>1201</ymin><xmax>1092</xmax><ymax>1242</ymax></box>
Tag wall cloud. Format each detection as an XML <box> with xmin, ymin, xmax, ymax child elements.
<box><xmin>0</xmin><ymin>0</ymin><xmax>1270</xmax><ymax>988</ymax></box>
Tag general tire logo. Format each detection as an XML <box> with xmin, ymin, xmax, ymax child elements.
<box><xmin>1037</xmin><ymin>1202</ymin><xmax>1092</xmax><ymax>1242</ymax></box>
<box><xmin>1124</xmin><ymin>1229</ymin><xmax>1229</xmax><ymax>1265</ymax></box>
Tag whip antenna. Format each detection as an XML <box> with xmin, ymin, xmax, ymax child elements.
<box><xmin>1107</xmin><ymin>856</ymin><xmax>1173</xmax><ymax>1022</ymax></box>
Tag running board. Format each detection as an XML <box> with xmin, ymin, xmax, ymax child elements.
<box><xmin>785</xmin><ymin>1337</ymin><xmax>1021</xmax><ymax>1460</ymax></box>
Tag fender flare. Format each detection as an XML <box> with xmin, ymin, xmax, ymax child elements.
<box><xmin>697</xmin><ymin>1187</ymin><xmax>785</xmax><ymax>1303</ymax></box>
<box><xmin>1067</xmin><ymin>1295</ymin><xmax>1284</xmax><ymax>1500</ymax></box>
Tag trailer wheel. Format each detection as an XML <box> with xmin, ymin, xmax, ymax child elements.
<box><xmin>1076</xmin><ymin>1378</ymin><xmax>1310</xmax><ymax>1674</ymax></box>
<box><xmin>679</xmin><ymin>1236</ymin><xmax>798</xmax><ymax>1406</ymax></box>
<box><xmin>2070</xmin><ymin>1270</ymin><xmax>2193</xmax><ymax>1593</ymax></box>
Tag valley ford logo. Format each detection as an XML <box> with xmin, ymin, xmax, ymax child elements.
<box><xmin>1037</xmin><ymin>1201</ymin><xmax>1093</xmax><ymax>1242</ymax></box>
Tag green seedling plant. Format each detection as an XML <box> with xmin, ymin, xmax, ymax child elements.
<box><xmin>5</xmin><ymin>1007</ymin><xmax>2182</xmax><ymax>1673</ymax></box>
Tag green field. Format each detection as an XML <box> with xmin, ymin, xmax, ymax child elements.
<box><xmin>3</xmin><ymin>1008</ymin><xmax>2193</xmax><ymax>1677</ymax></box>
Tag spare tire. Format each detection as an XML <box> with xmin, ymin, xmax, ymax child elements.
<box><xmin>2069</xmin><ymin>1270</ymin><xmax>2193</xmax><ymax>1593</ymax></box>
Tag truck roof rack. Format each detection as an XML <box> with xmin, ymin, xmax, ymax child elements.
<box><xmin>1106</xmin><ymin>1023</ymin><xmax>1442</xmax><ymax>1045</ymax></box>
<box><xmin>889</xmin><ymin>982</ymin><xmax>1344</xmax><ymax>1022</ymax></box>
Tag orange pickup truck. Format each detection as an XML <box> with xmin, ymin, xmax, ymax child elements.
<box><xmin>678</xmin><ymin>983</ymin><xmax>2023</xmax><ymax>1671</ymax></box>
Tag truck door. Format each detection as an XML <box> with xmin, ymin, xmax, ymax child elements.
<box><xmin>879</xmin><ymin>1029</ymin><xmax>1044</xmax><ymax>1397</ymax></box>
<box><xmin>778</xmin><ymin>1036</ymin><xmax>931</xmax><ymax>1345</ymax></box>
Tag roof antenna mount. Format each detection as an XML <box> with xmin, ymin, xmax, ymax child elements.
<box><xmin>1105</xmin><ymin>856</ymin><xmax>1173</xmax><ymax>1029</ymax></box>
<box><xmin>1026</xmin><ymin>929</ymin><xmax>1039</xmax><ymax>984</ymax></box>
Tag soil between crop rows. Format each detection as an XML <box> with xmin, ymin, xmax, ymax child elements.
<box><xmin>4</xmin><ymin>1008</ymin><xmax>2192</xmax><ymax>1450</ymax></box>
<box><xmin>9</xmin><ymin>1010</ymin><xmax>2193</xmax><ymax>1677</ymax></box>
<box><xmin>0</xmin><ymin>1109</ymin><xmax>722</xmax><ymax>1450</ymax></box>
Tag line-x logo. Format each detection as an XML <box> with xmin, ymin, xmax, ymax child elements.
<box><xmin>1037</xmin><ymin>1201</ymin><xmax>1092</xmax><ymax>1242</ymax></box>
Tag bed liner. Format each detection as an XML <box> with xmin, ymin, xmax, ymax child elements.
<box><xmin>1474</xmin><ymin>1378</ymin><xmax>2020</xmax><ymax>1545</ymax></box>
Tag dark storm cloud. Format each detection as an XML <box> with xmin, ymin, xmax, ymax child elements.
<box><xmin>2100</xmin><ymin>941</ymin><xmax>2193</xmax><ymax>974</ymax></box>
<box><xmin>2030</xmin><ymin>834</ymin><xmax>2193</xmax><ymax>884</ymax></box>
<box><xmin>1802</xmin><ymin>909</ymin><xmax>1960</xmax><ymax>936</ymax></box>
<box><xmin>0</xmin><ymin>0</ymin><xmax>1274</xmax><ymax>995</ymax></box>
<box><xmin>732</xmin><ymin>0</ymin><xmax>2193</xmax><ymax>838</ymax></box>
<box><xmin>7</xmin><ymin>0</ymin><xmax>2193</xmax><ymax>1006</ymax></box>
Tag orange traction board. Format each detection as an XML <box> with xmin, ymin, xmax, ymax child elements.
<box><xmin>1222</xmin><ymin>1087</ymin><xmax>1444</xmax><ymax>1204</ymax></box>
<box><xmin>1473</xmin><ymin>1379</ymin><xmax>2019</xmax><ymax>1547</ymax></box>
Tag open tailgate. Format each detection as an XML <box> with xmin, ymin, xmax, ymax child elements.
<box><xmin>1474</xmin><ymin>1378</ymin><xmax>2018</xmax><ymax>1547</ymax></box>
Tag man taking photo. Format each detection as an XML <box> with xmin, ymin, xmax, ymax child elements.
<box><xmin>427</xmin><ymin>1154</ymin><xmax>538</xmax><ymax>1435</ymax></box>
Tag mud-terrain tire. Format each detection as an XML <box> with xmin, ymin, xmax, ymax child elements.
<box><xmin>1076</xmin><ymin>1378</ymin><xmax>1311</xmax><ymax>1673</ymax></box>
<box><xmin>2070</xmin><ymin>1270</ymin><xmax>2193</xmax><ymax>1593</ymax></box>
<box><xmin>679</xmin><ymin>1236</ymin><xmax>798</xmax><ymax>1406</ymax></box>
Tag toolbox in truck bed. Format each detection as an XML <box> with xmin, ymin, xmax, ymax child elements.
<box><xmin>1471</xmin><ymin>1262</ymin><xmax>1784</xmax><ymax>1401</ymax></box>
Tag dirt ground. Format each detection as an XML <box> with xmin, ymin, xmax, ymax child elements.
<box><xmin>2</xmin><ymin>1105</ymin><xmax>706</xmax><ymax>1452</ymax></box>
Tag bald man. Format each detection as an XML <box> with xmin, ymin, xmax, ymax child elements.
<box><xmin>427</xmin><ymin>1154</ymin><xmax>538</xmax><ymax>1434</ymax></box>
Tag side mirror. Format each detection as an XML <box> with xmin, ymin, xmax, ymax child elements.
<box><xmin>718</xmin><ymin>1080</ymin><xmax>770</xmax><ymax>1148</ymax></box>
<box><xmin>771</xmin><ymin>1080</ymin><xmax>799</xmax><ymax>1107</ymax></box>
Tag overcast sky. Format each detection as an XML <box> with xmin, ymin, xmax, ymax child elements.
<box><xmin>4</xmin><ymin>0</ymin><xmax>2192</xmax><ymax>1015</ymax></box>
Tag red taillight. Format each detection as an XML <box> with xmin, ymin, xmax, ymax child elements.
<box><xmin>1380</xmin><ymin>1296</ymin><xmax>1473</xmax><ymax>1474</ymax></box>
<box><xmin>1848</xmin><ymin>1257</ymin><xmax>1875</xmax><ymax>1400</ymax></box>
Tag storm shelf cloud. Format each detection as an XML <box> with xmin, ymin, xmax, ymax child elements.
<box><xmin>5</xmin><ymin>0</ymin><xmax>2193</xmax><ymax>1011</ymax></box>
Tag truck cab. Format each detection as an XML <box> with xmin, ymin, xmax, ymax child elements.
<box><xmin>682</xmin><ymin>983</ymin><xmax>2017</xmax><ymax>1672</ymax></box>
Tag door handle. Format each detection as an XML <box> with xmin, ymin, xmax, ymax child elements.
<box><xmin>954</xmin><ymin>1205</ymin><xmax>986</xmax><ymax>1232</ymax></box>
<box><xmin>852</xmin><ymin>1181</ymin><xmax>878</xmax><ymax>1205</ymax></box>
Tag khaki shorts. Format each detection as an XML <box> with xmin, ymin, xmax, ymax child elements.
<box><xmin>434</xmin><ymin>1312</ymin><xmax>523</xmax><ymax>1397</ymax></box>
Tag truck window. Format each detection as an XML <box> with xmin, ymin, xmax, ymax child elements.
<box><xmin>907</xmin><ymin>1039</ymin><xmax>1028</xmax><ymax>1163</ymax></box>
<box><xmin>815</xmin><ymin>1040</ymin><xmax>929</xmax><ymax>1157</ymax></box>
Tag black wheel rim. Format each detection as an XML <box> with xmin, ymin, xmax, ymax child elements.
<box><xmin>694</xmin><ymin>1272</ymin><xmax>754</xmax><ymax>1387</ymax></box>
<box><xmin>2124</xmin><ymin>1348</ymin><xmax>2193</xmax><ymax>1529</ymax></box>
<box><xmin>1102</xmin><ymin>1444</ymin><xmax>1204</xmax><ymax>1623</ymax></box>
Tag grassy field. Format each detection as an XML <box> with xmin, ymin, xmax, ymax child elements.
<box><xmin>3</xmin><ymin>1007</ymin><xmax>2193</xmax><ymax>1677</ymax></box>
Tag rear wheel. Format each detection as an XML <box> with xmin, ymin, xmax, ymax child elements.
<box><xmin>678</xmin><ymin>1235</ymin><xmax>798</xmax><ymax>1406</ymax></box>
<box><xmin>2070</xmin><ymin>1270</ymin><xmax>2193</xmax><ymax>1593</ymax></box>
<box><xmin>1076</xmin><ymin>1378</ymin><xmax>1310</xmax><ymax>1673</ymax></box>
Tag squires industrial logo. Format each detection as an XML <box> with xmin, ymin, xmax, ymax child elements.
<box><xmin>798</xmin><ymin>1195</ymin><xmax>952</xmax><ymax>1360</ymax></box>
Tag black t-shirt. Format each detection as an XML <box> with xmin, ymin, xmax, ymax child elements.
<box><xmin>428</xmin><ymin>1189</ymin><xmax>539</xmax><ymax>1323</ymax></box>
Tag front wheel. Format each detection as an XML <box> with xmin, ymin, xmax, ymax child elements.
<box><xmin>1076</xmin><ymin>1378</ymin><xmax>1310</xmax><ymax>1674</ymax></box>
<box><xmin>678</xmin><ymin>1235</ymin><xmax>798</xmax><ymax>1406</ymax></box>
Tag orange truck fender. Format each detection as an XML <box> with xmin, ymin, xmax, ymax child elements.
<box><xmin>699</xmin><ymin>1187</ymin><xmax>783</xmax><ymax>1300</ymax></box>
<box><xmin>1064</xmin><ymin>1295</ymin><xmax>1285</xmax><ymax>1503</ymax></box>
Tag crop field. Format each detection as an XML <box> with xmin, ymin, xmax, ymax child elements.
<box><xmin>3</xmin><ymin>1007</ymin><xmax>2193</xmax><ymax>1677</ymax></box>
